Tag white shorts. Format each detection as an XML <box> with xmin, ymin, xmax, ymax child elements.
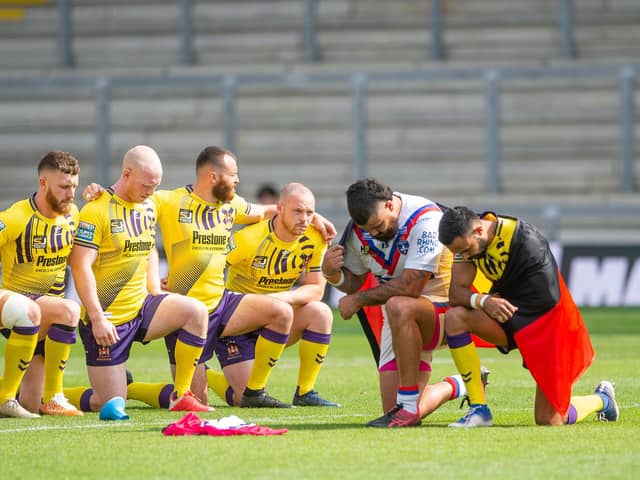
<box><xmin>378</xmin><ymin>298</ymin><xmax>448</xmax><ymax>373</ymax></box>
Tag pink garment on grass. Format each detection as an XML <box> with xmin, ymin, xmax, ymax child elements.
<box><xmin>162</xmin><ymin>412</ymin><xmax>288</xmax><ymax>436</ymax></box>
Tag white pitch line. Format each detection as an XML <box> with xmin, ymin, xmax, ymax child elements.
<box><xmin>0</xmin><ymin>413</ymin><xmax>370</xmax><ymax>434</ymax></box>
<box><xmin>1</xmin><ymin>403</ymin><xmax>637</xmax><ymax>434</ymax></box>
<box><xmin>0</xmin><ymin>420</ymin><xmax>167</xmax><ymax>434</ymax></box>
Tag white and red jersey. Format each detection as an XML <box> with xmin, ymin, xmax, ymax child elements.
<box><xmin>343</xmin><ymin>193</ymin><xmax>451</xmax><ymax>302</ymax></box>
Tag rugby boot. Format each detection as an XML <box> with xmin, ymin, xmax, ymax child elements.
<box><xmin>366</xmin><ymin>404</ymin><xmax>421</xmax><ymax>428</ymax></box>
<box><xmin>0</xmin><ymin>399</ymin><xmax>40</xmax><ymax>418</ymax></box>
<box><xmin>292</xmin><ymin>387</ymin><xmax>341</xmax><ymax>407</ymax></box>
<box><xmin>169</xmin><ymin>390</ymin><xmax>215</xmax><ymax>412</ymax></box>
<box><xmin>449</xmin><ymin>403</ymin><xmax>493</xmax><ymax>428</ymax></box>
<box><xmin>240</xmin><ymin>387</ymin><xmax>292</xmax><ymax>408</ymax></box>
<box><xmin>40</xmin><ymin>393</ymin><xmax>83</xmax><ymax>417</ymax></box>
<box><xmin>594</xmin><ymin>381</ymin><xmax>619</xmax><ymax>422</ymax></box>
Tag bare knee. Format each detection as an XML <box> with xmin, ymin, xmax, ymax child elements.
<box><xmin>535</xmin><ymin>412</ymin><xmax>565</xmax><ymax>426</ymax></box>
<box><xmin>303</xmin><ymin>301</ymin><xmax>333</xmax><ymax>332</ymax></box>
<box><xmin>58</xmin><ymin>300</ymin><xmax>81</xmax><ymax>327</ymax></box>
<box><xmin>267</xmin><ymin>300</ymin><xmax>294</xmax><ymax>332</ymax></box>
<box><xmin>182</xmin><ymin>299</ymin><xmax>209</xmax><ymax>336</ymax></box>
<box><xmin>384</xmin><ymin>296</ymin><xmax>417</xmax><ymax>325</ymax></box>
<box><xmin>25</xmin><ymin>300</ymin><xmax>41</xmax><ymax>327</ymax></box>
<box><xmin>384</xmin><ymin>296</ymin><xmax>401</xmax><ymax>320</ymax></box>
<box><xmin>444</xmin><ymin>306</ymin><xmax>469</xmax><ymax>335</ymax></box>
<box><xmin>534</xmin><ymin>386</ymin><xmax>565</xmax><ymax>426</ymax></box>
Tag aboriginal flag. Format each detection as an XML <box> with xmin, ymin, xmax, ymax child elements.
<box><xmin>513</xmin><ymin>273</ymin><xmax>594</xmax><ymax>416</ymax></box>
<box><xmin>356</xmin><ymin>274</ymin><xmax>384</xmax><ymax>364</ymax></box>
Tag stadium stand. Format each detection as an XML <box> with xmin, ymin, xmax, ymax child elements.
<box><xmin>0</xmin><ymin>0</ymin><xmax>639</xmax><ymax>242</ymax></box>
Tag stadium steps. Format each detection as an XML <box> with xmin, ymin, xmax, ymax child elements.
<box><xmin>2</xmin><ymin>0</ymin><xmax>640</xmax><ymax>71</ymax></box>
<box><xmin>0</xmin><ymin>72</ymin><xmax>634</xmax><ymax>211</ymax></box>
<box><xmin>0</xmin><ymin>0</ymin><xmax>639</xmax><ymax>237</ymax></box>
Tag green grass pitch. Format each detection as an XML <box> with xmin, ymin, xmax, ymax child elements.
<box><xmin>0</xmin><ymin>308</ymin><xmax>638</xmax><ymax>479</ymax></box>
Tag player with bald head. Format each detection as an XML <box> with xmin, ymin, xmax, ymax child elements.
<box><xmin>121</xmin><ymin>147</ymin><xmax>336</xmax><ymax>410</ymax></box>
<box><xmin>203</xmin><ymin>181</ymin><xmax>339</xmax><ymax>407</ymax></box>
<box><xmin>82</xmin><ymin>147</ymin><xmax>336</xmax><ymax>409</ymax></box>
<box><xmin>117</xmin><ymin>145</ymin><xmax>163</xmax><ymax>204</ymax></box>
<box><xmin>67</xmin><ymin>145</ymin><xmax>212</xmax><ymax>415</ymax></box>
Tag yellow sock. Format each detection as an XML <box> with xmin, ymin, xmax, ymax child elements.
<box><xmin>0</xmin><ymin>330</ymin><xmax>38</xmax><ymax>403</ymax></box>
<box><xmin>568</xmin><ymin>394</ymin><xmax>604</xmax><ymax>423</ymax></box>
<box><xmin>127</xmin><ymin>382</ymin><xmax>172</xmax><ymax>409</ymax></box>
<box><xmin>43</xmin><ymin>337</ymin><xmax>72</xmax><ymax>402</ymax></box>
<box><xmin>448</xmin><ymin>334</ymin><xmax>486</xmax><ymax>405</ymax></box>
<box><xmin>206</xmin><ymin>369</ymin><xmax>230</xmax><ymax>402</ymax></box>
<box><xmin>246</xmin><ymin>330</ymin><xmax>287</xmax><ymax>391</ymax></box>
<box><xmin>172</xmin><ymin>334</ymin><xmax>204</xmax><ymax>397</ymax></box>
<box><xmin>297</xmin><ymin>339</ymin><xmax>329</xmax><ymax>395</ymax></box>
<box><xmin>64</xmin><ymin>386</ymin><xmax>92</xmax><ymax>411</ymax></box>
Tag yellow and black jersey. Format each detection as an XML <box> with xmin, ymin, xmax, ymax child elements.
<box><xmin>456</xmin><ymin>212</ymin><xmax>560</xmax><ymax>327</ymax></box>
<box><xmin>0</xmin><ymin>195</ymin><xmax>78</xmax><ymax>297</ymax></box>
<box><xmin>225</xmin><ymin>218</ymin><xmax>325</xmax><ymax>294</ymax></box>
<box><xmin>154</xmin><ymin>186</ymin><xmax>251</xmax><ymax>311</ymax></box>
<box><xmin>453</xmin><ymin>212</ymin><xmax>517</xmax><ymax>282</ymax></box>
<box><xmin>74</xmin><ymin>188</ymin><xmax>156</xmax><ymax>325</ymax></box>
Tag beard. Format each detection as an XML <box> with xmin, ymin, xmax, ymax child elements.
<box><xmin>372</xmin><ymin>218</ymin><xmax>399</xmax><ymax>242</ymax></box>
<box><xmin>283</xmin><ymin>217</ymin><xmax>308</xmax><ymax>236</ymax></box>
<box><xmin>47</xmin><ymin>190</ymin><xmax>72</xmax><ymax>215</ymax></box>
<box><xmin>373</xmin><ymin>231</ymin><xmax>395</xmax><ymax>242</ymax></box>
<box><xmin>471</xmin><ymin>237</ymin><xmax>489</xmax><ymax>259</ymax></box>
<box><xmin>212</xmin><ymin>182</ymin><xmax>234</xmax><ymax>202</ymax></box>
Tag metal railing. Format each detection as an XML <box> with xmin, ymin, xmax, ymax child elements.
<box><xmin>0</xmin><ymin>63</ymin><xmax>636</xmax><ymax>194</ymax></box>
<box><xmin>54</xmin><ymin>0</ymin><xmax>583</xmax><ymax>68</ymax></box>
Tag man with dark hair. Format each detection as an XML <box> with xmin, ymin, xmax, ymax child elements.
<box><xmin>118</xmin><ymin>147</ymin><xmax>335</xmax><ymax>409</ymax></box>
<box><xmin>322</xmin><ymin>178</ymin><xmax>480</xmax><ymax>427</ymax></box>
<box><xmin>439</xmin><ymin>206</ymin><xmax>618</xmax><ymax>427</ymax></box>
<box><xmin>0</xmin><ymin>151</ymin><xmax>83</xmax><ymax>417</ymax></box>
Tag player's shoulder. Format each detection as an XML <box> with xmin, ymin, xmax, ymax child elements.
<box><xmin>301</xmin><ymin>224</ymin><xmax>325</xmax><ymax>244</ymax></box>
<box><xmin>235</xmin><ymin>217</ymin><xmax>268</xmax><ymax>237</ymax></box>
<box><xmin>397</xmin><ymin>192</ymin><xmax>440</xmax><ymax>213</ymax></box>
<box><xmin>230</xmin><ymin>193</ymin><xmax>249</xmax><ymax>211</ymax></box>
<box><xmin>67</xmin><ymin>203</ymin><xmax>80</xmax><ymax>221</ymax></box>
<box><xmin>0</xmin><ymin>198</ymin><xmax>33</xmax><ymax>235</ymax></box>
<box><xmin>0</xmin><ymin>197</ymin><xmax>33</xmax><ymax>218</ymax></box>
<box><xmin>152</xmin><ymin>186</ymin><xmax>188</xmax><ymax>204</ymax></box>
<box><xmin>80</xmin><ymin>191</ymin><xmax>107</xmax><ymax>210</ymax></box>
<box><xmin>79</xmin><ymin>189</ymin><xmax>117</xmax><ymax>220</ymax></box>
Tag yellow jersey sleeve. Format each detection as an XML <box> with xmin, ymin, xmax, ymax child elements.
<box><xmin>74</xmin><ymin>190</ymin><xmax>157</xmax><ymax>325</ymax></box>
<box><xmin>0</xmin><ymin>197</ymin><xmax>78</xmax><ymax>297</ymax></box>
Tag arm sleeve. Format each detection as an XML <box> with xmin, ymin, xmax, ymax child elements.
<box><xmin>403</xmin><ymin>212</ymin><xmax>443</xmax><ymax>272</ymax></box>
<box><xmin>230</xmin><ymin>195</ymin><xmax>252</xmax><ymax>224</ymax></box>
<box><xmin>306</xmin><ymin>232</ymin><xmax>326</xmax><ymax>273</ymax></box>
<box><xmin>74</xmin><ymin>201</ymin><xmax>105</xmax><ymax>250</ymax></box>
<box><xmin>0</xmin><ymin>207</ymin><xmax>16</xmax><ymax>248</ymax></box>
